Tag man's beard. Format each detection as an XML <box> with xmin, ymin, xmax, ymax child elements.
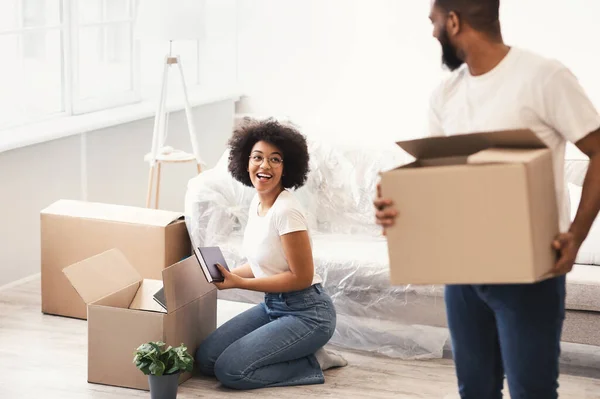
<box><xmin>439</xmin><ymin>27</ymin><xmax>464</xmax><ymax>71</ymax></box>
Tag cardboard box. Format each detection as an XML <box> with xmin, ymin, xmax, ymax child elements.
<box><xmin>63</xmin><ymin>248</ymin><xmax>217</xmax><ymax>391</ymax></box>
<box><xmin>380</xmin><ymin>129</ymin><xmax>559</xmax><ymax>285</ymax></box>
<box><xmin>41</xmin><ymin>200</ymin><xmax>191</xmax><ymax>319</ymax></box>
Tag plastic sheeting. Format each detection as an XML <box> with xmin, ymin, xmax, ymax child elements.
<box><xmin>184</xmin><ymin>138</ymin><xmax>450</xmax><ymax>360</ymax></box>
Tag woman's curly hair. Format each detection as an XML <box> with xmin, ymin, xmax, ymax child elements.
<box><xmin>227</xmin><ymin>118</ymin><xmax>310</xmax><ymax>190</ymax></box>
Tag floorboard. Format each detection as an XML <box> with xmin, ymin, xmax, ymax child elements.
<box><xmin>1</xmin><ymin>278</ymin><xmax>600</xmax><ymax>398</ymax></box>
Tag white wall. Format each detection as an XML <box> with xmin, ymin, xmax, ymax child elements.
<box><xmin>139</xmin><ymin>0</ymin><xmax>238</xmax><ymax>100</ymax></box>
<box><xmin>0</xmin><ymin>99</ymin><xmax>236</xmax><ymax>288</ymax></box>
<box><xmin>236</xmin><ymin>0</ymin><xmax>600</xmax><ymax>149</ymax></box>
<box><xmin>236</xmin><ymin>0</ymin><xmax>442</xmax><ymax>146</ymax></box>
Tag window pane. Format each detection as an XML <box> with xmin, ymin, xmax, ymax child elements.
<box><xmin>23</xmin><ymin>30</ymin><xmax>46</xmax><ymax>59</ymax></box>
<box><xmin>0</xmin><ymin>0</ymin><xmax>60</xmax><ymax>31</ymax></box>
<box><xmin>78</xmin><ymin>23</ymin><xmax>132</xmax><ymax>99</ymax></box>
<box><xmin>0</xmin><ymin>30</ymin><xmax>62</xmax><ymax>128</ymax></box>
<box><xmin>0</xmin><ymin>1</ymin><xmax>19</xmax><ymax>31</ymax></box>
<box><xmin>79</xmin><ymin>0</ymin><xmax>130</xmax><ymax>24</ymax></box>
<box><xmin>79</xmin><ymin>0</ymin><xmax>103</xmax><ymax>24</ymax></box>
<box><xmin>22</xmin><ymin>0</ymin><xmax>61</xmax><ymax>28</ymax></box>
<box><xmin>106</xmin><ymin>0</ymin><xmax>130</xmax><ymax>20</ymax></box>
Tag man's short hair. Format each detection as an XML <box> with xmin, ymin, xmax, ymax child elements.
<box><xmin>435</xmin><ymin>0</ymin><xmax>501</xmax><ymax>37</ymax></box>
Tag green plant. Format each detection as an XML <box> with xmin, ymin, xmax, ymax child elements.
<box><xmin>133</xmin><ymin>341</ymin><xmax>194</xmax><ymax>376</ymax></box>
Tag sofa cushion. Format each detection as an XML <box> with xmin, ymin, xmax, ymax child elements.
<box><xmin>562</xmin><ymin>310</ymin><xmax>600</xmax><ymax>347</ymax></box>
<box><xmin>566</xmin><ymin>264</ymin><xmax>600</xmax><ymax>312</ymax></box>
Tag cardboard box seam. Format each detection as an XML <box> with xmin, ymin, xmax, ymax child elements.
<box><xmin>524</xmin><ymin>162</ymin><xmax>538</xmax><ymax>278</ymax></box>
<box><xmin>89</xmin><ymin>300</ymin><xmax>166</xmax><ymax>316</ymax></box>
<box><xmin>41</xmin><ymin>212</ymin><xmax>183</xmax><ymax>228</ymax></box>
<box><xmin>170</xmin><ymin>288</ymin><xmax>217</xmax><ymax>315</ymax></box>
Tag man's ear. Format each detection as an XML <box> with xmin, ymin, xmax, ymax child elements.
<box><xmin>446</xmin><ymin>11</ymin><xmax>462</xmax><ymax>36</ymax></box>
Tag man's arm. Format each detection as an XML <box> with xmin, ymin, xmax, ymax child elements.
<box><xmin>536</xmin><ymin>65</ymin><xmax>600</xmax><ymax>274</ymax></box>
<box><xmin>553</xmin><ymin>128</ymin><xmax>600</xmax><ymax>274</ymax></box>
<box><xmin>569</xmin><ymin>129</ymin><xmax>600</xmax><ymax>244</ymax></box>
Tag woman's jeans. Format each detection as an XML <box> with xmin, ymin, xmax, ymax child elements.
<box><xmin>196</xmin><ymin>283</ymin><xmax>336</xmax><ymax>390</ymax></box>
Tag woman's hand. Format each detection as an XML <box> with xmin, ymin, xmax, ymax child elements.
<box><xmin>213</xmin><ymin>263</ymin><xmax>245</xmax><ymax>290</ymax></box>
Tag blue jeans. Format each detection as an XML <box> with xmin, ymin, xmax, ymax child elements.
<box><xmin>445</xmin><ymin>275</ymin><xmax>566</xmax><ymax>399</ymax></box>
<box><xmin>196</xmin><ymin>283</ymin><xmax>336</xmax><ymax>390</ymax></box>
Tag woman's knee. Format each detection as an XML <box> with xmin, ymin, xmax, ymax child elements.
<box><xmin>213</xmin><ymin>354</ymin><xmax>256</xmax><ymax>390</ymax></box>
<box><xmin>195</xmin><ymin>341</ymin><xmax>216</xmax><ymax>376</ymax></box>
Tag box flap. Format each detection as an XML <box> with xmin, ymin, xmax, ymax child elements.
<box><xmin>129</xmin><ymin>279</ymin><xmax>167</xmax><ymax>313</ymax></box>
<box><xmin>468</xmin><ymin>148</ymin><xmax>549</xmax><ymax>165</ymax></box>
<box><xmin>63</xmin><ymin>249</ymin><xmax>142</xmax><ymax>305</ymax></box>
<box><xmin>41</xmin><ymin>199</ymin><xmax>184</xmax><ymax>227</ymax></box>
<box><xmin>396</xmin><ymin>129</ymin><xmax>546</xmax><ymax>160</ymax></box>
<box><xmin>483</xmin><ymin>129</ymin><xmax>547</xmax><ymax>149</ymax></box>
<box><xmin>162</xmin><ymin>255</ymin><xmax>216</xmax><ymax>314</ymax></box>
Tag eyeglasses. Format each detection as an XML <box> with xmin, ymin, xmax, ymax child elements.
<box><xmin>249</xmin><ymin>154</ymin><xmax>283</xmax><ymax>167</ymax></box>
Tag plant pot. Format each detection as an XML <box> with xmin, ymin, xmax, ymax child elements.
<box><xmin>148</xmin><ymin>373</ymin><xmax>180</xmax><ymax>399</ymax></box>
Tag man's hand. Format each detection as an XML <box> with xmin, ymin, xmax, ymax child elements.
<box><xmin>551</xmin><ymin>232</ymin><xmax>581</xmax><ymax>275</ymax></box>
<box><xmin>552</xmin><ymin>128</ymin><xmax>600</xmax><ymax>276</ymax></box>
<box><xmin>374</xmin><ymin>182</ymin><xmax>399</xmax><ymax>234</ymax></box>
<box><xmin>213</xmin><ymin>263</ymin><xmax>245</xmax><ymax>290</ymax></box>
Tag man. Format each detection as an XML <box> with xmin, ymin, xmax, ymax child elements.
<box><xmin>374</xmin><ymin>0</ymin><xmax>600</xmax><ymax>398</ymax></box>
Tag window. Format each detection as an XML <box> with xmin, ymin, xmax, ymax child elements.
<box><xmin>71</xmin><ymin>0</ymin><xmax>138</xmax><ymax>114</ymax></box>
<box><xmin>0</xmin><ymin>0</ymin><xmax>63</xmax><ymax>129</ymax></box>
<box><xmin>0</xmin><ymin>0</ymin><xmax>238</xmax><ymax>135</ymax></box>
<box><xmin>0</xmin><ymin>0</ymin><xmax>139</xmax><ymax>130</ymax></box>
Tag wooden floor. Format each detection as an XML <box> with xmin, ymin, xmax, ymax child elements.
<box><xmin>2</xmin><ymin>278</ymin><xmax>600</xmax><ymax>398</ymax></box>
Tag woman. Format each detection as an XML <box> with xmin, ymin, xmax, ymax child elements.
<box><xmin>196</xmin><ymin>119</ymin><xmax>347</xmax><ymax>390</ymax></box>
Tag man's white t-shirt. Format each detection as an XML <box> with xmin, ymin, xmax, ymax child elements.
<box><xmin>242</xmin><ymin>190</ymin><xmax>323</xmax><ymax>286</ymax></box>
<box><xmin>429</xmin><ymin>46</ymin><xmax>600</xmax><ymax>232</ymax></box>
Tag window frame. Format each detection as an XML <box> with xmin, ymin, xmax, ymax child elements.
<box><xmin>0</xmin><ymin>0</ymin><xmax>141</xmax><ymax>130</ymax></box>
<box><xmin>0</xmin><ymin>0</ymin><xmax>68</xmax><ymax>129</ymax></box>
<box><xmin>68</xmin><ymin>0</ymin><xmax>140</xmax><ymax>115</ymax></box>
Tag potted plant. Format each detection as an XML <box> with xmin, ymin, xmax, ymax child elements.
<box><xmin>133</xmin><ymin>341</ymin><xmax>194</xmax><ymax>399</ymax></box>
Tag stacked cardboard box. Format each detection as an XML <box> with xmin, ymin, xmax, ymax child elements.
<box><xmin>41</xmin><ymin>200</ymin><xmax>191</xmax><ymax>320</ymax></box>
<box><xmin>40</xmin><ymin>200</ymin><xmax>218</xmax><ymax>391</ymax></box>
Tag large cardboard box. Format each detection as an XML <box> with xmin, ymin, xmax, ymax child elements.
<box><xmin>41</xmin><ymin>200</ymin><xmax>191</xmax><ymax>319</ymax></box>
<box><xmin>63</xmin><ymin>249</ymin><xmax>217</xmax><ymax>391</ymax></box>
<box><xmin>380</xmin><ymin>129</ymin><xmax>559</xmax><ymax>285</ymax></box>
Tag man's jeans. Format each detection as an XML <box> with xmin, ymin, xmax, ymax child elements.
<box><xmin>196</xmin><ymin>283</ymin><xmax>336</xmax><ymax>389</ymax></box>
<box><xmin>445</xmin><ymin>275</ymin><xmax>566</xmax><ymax>398</ymax></box>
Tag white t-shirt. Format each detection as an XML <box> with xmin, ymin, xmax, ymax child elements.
<box><xmin>429</xmin><ymin>46</ymin><xmax>600</xmax><ymax>232</ymax></box>
<box><xmin>242</xmin><ymin>190</ymin><xmax>323</xmax><ymax>286</ymax></box>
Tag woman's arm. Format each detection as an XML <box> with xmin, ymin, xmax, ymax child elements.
<box><xmin>230</xmin><ymin>263</ymin><xmax>255</xmax><ymax>278</ymax></box>
<box><xmin>215</xmin><ymin>230</ymin><xmax>314</xmax><ymax>293</ymax></box>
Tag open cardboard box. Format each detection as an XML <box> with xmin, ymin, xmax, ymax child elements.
<box><xmin>63</xmin><ymin>248</ymin><xmax>217</xmax><ymax>391</ymax></box>
<box><xmin>380</xmin><ymin>129</ymin><xmax>559</xmax><ymax>285</ymax></box>
<box><xmin>41</xmin><ymin>199</ymin><xmax>191</xmax><ymax>320</ymax></box>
